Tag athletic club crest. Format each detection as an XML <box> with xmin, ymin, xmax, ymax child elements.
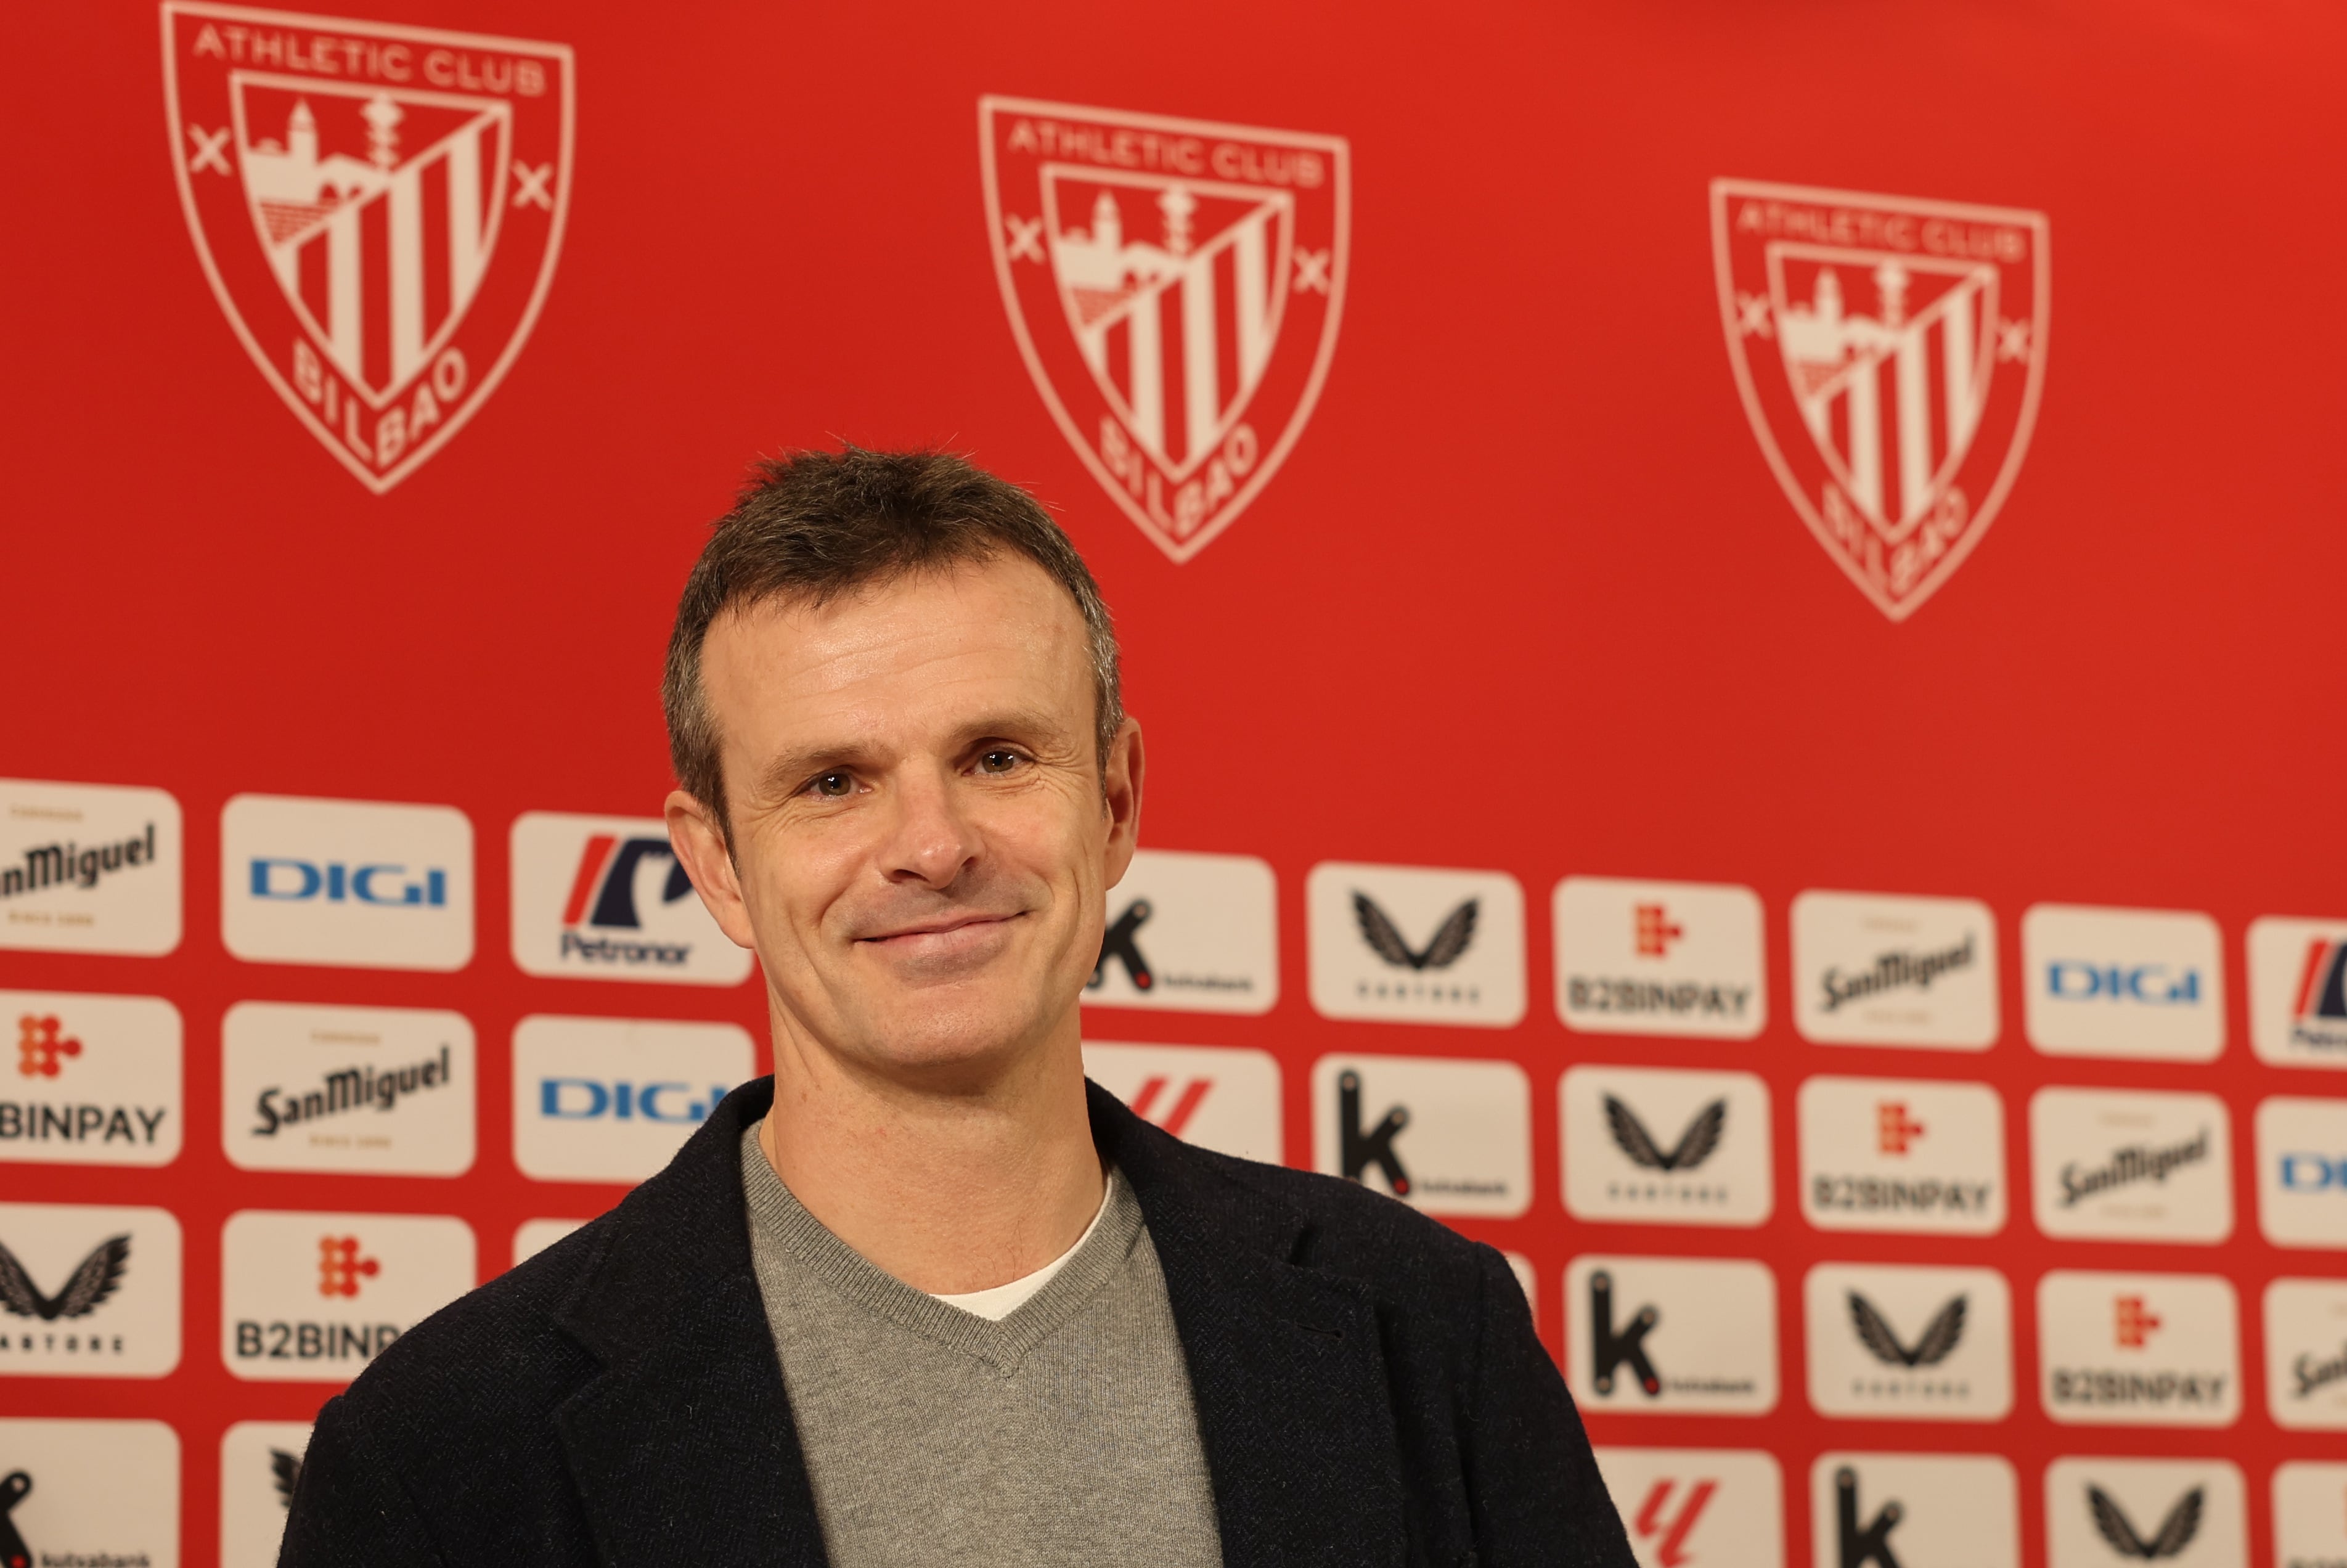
<box><xmin>981</xmin><ymin>97</ymin><xmax>1349</xmax><ymax>561</ymax></box>
<box><xmin>1711</xmin><ymin>179</ymin><xmax>2050</xmax><ymax>619</ymax></box>
<box><xmin>162</xmin><ymin>4</ymin><xmax>573</xmax><ymax>492</ymax></box>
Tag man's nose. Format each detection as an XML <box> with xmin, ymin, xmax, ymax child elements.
<box><xmin>878</xmin><ymin>766</ymin><xmax>979</xmax><ymax>887</ymax></box>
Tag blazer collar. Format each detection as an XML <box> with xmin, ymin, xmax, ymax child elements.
<box><xmin>548</xmin><ymin>1077</ymin><xmax>1406</xmax><ymax>1568</ymax></box>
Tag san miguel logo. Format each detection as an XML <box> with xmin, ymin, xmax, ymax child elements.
<box><xmin>1710</xmin><ymin>180</ymin><xmax>2049</xmax><ymax>619</ymax></box>
<box><xmin>980</xmin><ymin>97</ymin><xmax>1349</xmax><ymax>560</ymax></box>
<box><xmin>162</xmin><ymin>4</ymin><xmax>574</xmax><ymax>491</ymax></box>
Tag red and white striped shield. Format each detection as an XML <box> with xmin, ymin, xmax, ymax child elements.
<box><xmin>981</xmin><ymin>98</ymin><xmax>1349</xmax><ymax>561</ymax></box>
<box><xmin>1712</xmin><ymin>181</ymin><xmax>2050</xmax><ymax>620</ymax></box>
<box><xmin>163</xmin><ymin>4</ymin><xmax>572</xmax><ymax>492</ymax></box>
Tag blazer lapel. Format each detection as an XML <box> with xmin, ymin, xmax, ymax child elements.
<box><xmin>1096</xmin><ymin>1085</ymin><xmax>1410</xmax><ymax>1568</ymax></box>
<box><xmin>550</xmin><ymin>1080</ymin><xmax>830</xmax><ymax>1568</ymax></box>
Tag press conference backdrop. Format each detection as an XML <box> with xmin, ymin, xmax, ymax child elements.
<box><xmin>3</xmin><ymin>2</ymin><xmax>2344</xmax><ymax>1564</ymax></box>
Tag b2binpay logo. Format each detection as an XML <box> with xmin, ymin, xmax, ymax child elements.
<box><xmin>509</xmin><ymin>813</ymin><xmax>751</xmax><ymax>986</ymax></box>
<box><xmin>222</xmin><ymin>794</ymin><xmax>474</xmax><ymax>971</ymax></box>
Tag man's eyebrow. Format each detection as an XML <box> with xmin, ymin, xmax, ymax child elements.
<box><xmin>752</xmin><ymin>738</ymin><xmax>885</xmax><ymax>798</ymax></box>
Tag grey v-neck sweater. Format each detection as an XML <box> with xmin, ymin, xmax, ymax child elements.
<box><xmin>738</xmin><ymin>1127</ymin><xmax>1225</xmax><ymax>1567</ymax></box>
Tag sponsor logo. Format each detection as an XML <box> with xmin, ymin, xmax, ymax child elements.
<box><xmin>508</xmin><ymin>813</ymin><xmax>751</xmax><ymax>986</ymax></box>
<box><xmin>2045</xmin><ymin>1458</ymin><xmax>2247</xmax><ymax>1568</ymax></box>
<box><xmin>0</xmin><ymin>1204</ymin><xmax>181</xmax><ymax>1376</ymax></box>
<box><xmin>1563</xmin><ymin>1066</ymin><xmax>1773</xmax><ymax>1227</ymax></box>
<box><xmin>1565</xmin><ymin>1256</ymin><xmax>1777</xmax><ymax>1415</ymax></box>
<box><xmin>1710</xmin><ymin>180</ymin><xmax>2049</xmax><ymax>621</ymax></box>
<box><xmin>2038</xmin><ymin>1271</ymin><xmax>2240</xmax><ymax>1427</ymax></box>
<box><xmin>1594</xmin><ymin>1448</ymin><xmax>1786</xmax><ymax>1568</ymax></box>
<box><xmin>221</xmin><ymin>794</ymin><xmax>475</xmax><ymax>971</ymax></box>
<box><xmin>2267</xmin><ymin>1280</ymin><xmax>2347</xmax><ymax>1431</ymax></box>
<box><xmin>1082</xmin><ymin>1042</ymin><xmax>1283</xmax><ymax>1162</ymax></box>
<box><xmin>1310</xmin><ymin>1055</ymin><xmax>1529</xmax><ymax>1217</ymax></box>
<box><xmin>0</xmin><ymin>1421</ymin><xmax>180</xmax><ymax>1568</ymax></box>
<box><xmin>512</xmin><ymin>1015</ymin><xmax>754</xmax><ymax>1183</ymax></box>
<box><xmin>1555</xmin><ymin>878</ymin><xmax>1766</xmax><ymax>1040</ymax></box>
<box><xmin>2031</xmin><ymin>1088</ymin><xmax>2233</xmax><ymax>1243</ymax></box>
<box><xmin>1307</xmin><ymin>864</ymin><xmax>1525</xmax><ymax>1026</ymax></box>
<box><xmin>0</xmin><ymin>994</ymin><xmax>182</xmax><ymax>1167</ymax></box>
<box><xmin>510</xmin><ymin>1218</ymin><xmax>583</xmax><ymax>1268</ymax></box>
<box><xmin>1792</xmin><ymin>892</ymin><xmax>1998</xmax><ymax>1050</ymax></box>
<box><xmin>2249</xmin><ymin>918</ymin><xmax>2347</xmax><ymax>1066</ymax></box>
<box><xmin>1081</xmin><ymin>850</ymin><xmax>1278</xmax><ymax>1015</ymax></box>
<box><xmin>222</xmin><ymin>1418</ymin><xmax>314</xmax><ymax>1566</ymax></box>
<box><xmin>2273</xmin><ymin>1461</ymin><xmax>2347</xmax><ymax>1568</ymax></box>
<box><xmin>223</xmin><ymin>1002</ymin><xmax>474</xmax><ymax>1177</ymax></box>
<box><xmin>979</xmin><ymin>97</ymin><xmax>1348</xmax><ymax>561</ymax></box>
<box><xmin>1798</xmin><ymin>1077</ymin><xmax>2006</xmax><ymax>1235</ymax></box>
<box><xmin>2023</xmin><ymin>905</ymin><xmax>2225</xmax><ymax>1061</ymax></box>
<box><xmin>222</xmin><ymin>1209</ymin><xmax>473</xmax><ymax>1383</ymax></box>
<box><xmin>1805</xmin><ymin>1263</ymin><xmax>2014</xmax><ymax>1421</ymax></box>
<box><xmin>2258</xmin><ymin>1098</ymin><xmax>2347</xmax><ymax>1248</ymax></box>
<box><xmin>162</xmin><ymin>4</ymin><xmax>573</xmax><ymax>491</ymax></box>
<box><xmin>1810</xmin><ymin>1454</ymin><xmax>2021</xmax><ymax>1568</ymax></box>
<box><xmin>0</xmin><ymin>780</ymin><xmax>184</xmax><ymax>957</ymax></box>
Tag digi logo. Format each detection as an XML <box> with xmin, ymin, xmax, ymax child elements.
<box><xmin>511</xmin><ymin>1016</ymin><xmax>754</xmax><ymax>1183</ymax></box>
<box><xmin>315</xmin><ymin>1236</ymin><xmax>378</xmax><ymax>1298</ymax></box>
<box><xmin>221</xmin><ymin>795</ymin><xmax>475</xmax><ymax>971</ymax></box>
<box><xmin>510</xmin><ymin>813</ymin><xmax>751</xmax><ymax>986</ymax></box>
<box><xmin>1877</xmin><ymin>1101</ymin><xmax>1925</xmax><ymax>1154</ymax></box>
<box><xmin>2022</xmin><ymin>905</ymin><xmax>2224</xmax><ymax>1062</ymax></box>
<box><xmin>15</xmin><ymin>1016</ymin><xmax>79</xmax><ymax>1079</ymax></box>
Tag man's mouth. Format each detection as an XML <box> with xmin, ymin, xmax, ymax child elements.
<box><xmin>858</xmin><ymin>912</ymin><xmax>1023</xmax><ymax>954</ymax></box>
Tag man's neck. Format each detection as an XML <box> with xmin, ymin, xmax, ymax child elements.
<box><xmin>757</xmin><ymin>1018</ymin><xmax>1106</xmax><ymax>1296</ymax></box>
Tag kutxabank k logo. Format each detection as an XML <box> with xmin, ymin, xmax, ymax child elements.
<box><xmin>1712</xmin><ymin>181</ymin><xmax>2049</xmax><ymax>620</ymax></box>
<box><xmin>163</xmin><ymin>4</ymin><xmax>574</xmax><ymax>491</ymax></box>
<box><xmin>981</xmin><ymin>97</ymin><xmax>1349</xmax><ymax>560</ymax></box>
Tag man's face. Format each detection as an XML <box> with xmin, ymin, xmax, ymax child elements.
<box><xmin>668</xmin><ymin>556</ymin><xmax>1140</xmax><ymax>1085</ymax></box>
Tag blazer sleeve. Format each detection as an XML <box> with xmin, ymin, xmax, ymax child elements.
<box><xmin>279</xmin><ymin>1393</ymin><xmax>451</xmax><ymax>1567</ymax></box>
<box><xmin>1460</xmin><ymin>1244</ymin><xmax>1637</xmax><ymax>1567</ymax></box>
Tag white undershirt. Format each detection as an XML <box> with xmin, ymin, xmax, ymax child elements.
<box><xmin>929</xmin><ymin>1175</ymin><xmax>1114</xmax><ymax>1321</ymax></box>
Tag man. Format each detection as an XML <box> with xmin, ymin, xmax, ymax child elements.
<box><xmin>282</xmin><ymin>449</ymin><xmax>1633</xmax><ymax>1567</ymax></box>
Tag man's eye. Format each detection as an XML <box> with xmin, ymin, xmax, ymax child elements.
<box><xmin>808</xmin><ymin>772</ymin><xmax>854</xmax><ymax>798</ymax></box>
<box><xmin>978</xmin><ymin>750</ymin><xmax>1022</xmax><ymax>775</ymax></box>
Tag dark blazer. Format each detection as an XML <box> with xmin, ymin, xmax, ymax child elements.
<box><xmin>282</xmin><ymin>1077</ymin><xmax>1634</xmax><ymax>1567</ymax></box>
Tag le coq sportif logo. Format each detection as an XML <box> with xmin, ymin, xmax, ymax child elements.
<box><xmin>1606</xmin><ymin>1095</ymin><xmax>1726</xmax><ymax>1174</ymax></box>
<box><xmin>0</xmin><ymin>1234</ymin><xmax>128</xmax><ymax>1321</ymax></box>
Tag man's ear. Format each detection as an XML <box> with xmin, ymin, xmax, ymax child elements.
<box><xmin>1100</xmin><ymin>717</ymin><xmax>1145</xmax><ymax>889</ymax></box>
<box><xmin>666</xmin><ymin>789</ymin><xmax>757</xmax><ymax>950</ymax></box>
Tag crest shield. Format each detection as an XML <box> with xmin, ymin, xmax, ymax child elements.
<box><xmin>162</xmin><ymin>3</ymin><xmax>573</xmax><ymax>491</ymax></box>
<box><xmin>1712</xmin><ymin>179</ymin><xmax>2049</xmax><ymax>619</ymax></box>
<box><xmin>981</xmin><ymin>97</ymin><xmax>1349</xmax><ymax>561</ymax></box>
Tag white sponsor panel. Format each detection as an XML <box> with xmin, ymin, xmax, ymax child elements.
<box><xmin>2264</xmin><ymin>1278</ymin><xmax>2347</xmax><ymax>1431</ymax></box>
<box><xmin>222</xmin><ymin>1209</ymin><xmax>475</xmax><ymax>1384</ymax></box>
<box><xmin>1807</xmin><ymin>1453</ymin><xmax>2019</xmax><ymax>1568</ymax></box>
<box><xmin>1803</xmin><ymin>1262</ymin><xmax>2012</xmax><ymax>1422</ymax></box>
<box><xmin>2030</xmin><ymin>1087</ymin><xmax>2232</xmax><ymax>1244</ymax></box>
<box><xmin>2038</xmin><ymin>1270</ymin><xmax>2240</xmax><ymax>1428</ymax></box>
<box><xmin>1562</xmin><ymin>1065</ymin><xmax>1773</xmax><ymax>1227</ymax></box>
<box><xmin>0</xmin><ymin>1202</ymin><xmax>181</xmax><ymax>1378</ymax></box>
<box><xmin>2022</xmin><ymin>904</ymin><xmax>2225</xmax><ymax>1061</ymax></box>
<box><xmin>512</xmin><ymin>1015</ymin><xmax>756</xmax><ymax>1183</ymax></box>
<box><xmin>1594</xmin><ymin>1447</ymin><xmax>1784</xmax><ymax>1568</ymax></box>
<box><xmin>509</xmin><ymin>811</ymin><xmax>752</xmax><ymax>986</ymax></box>
<box><xmin>0</xmin><ymin>990</ymin><xmax>182</xmax><ymax>1167</ymax></box>
<box><xmin>1797</xmin><ymin>1076</ymin><xmax>2006</xmax><ymax>1236</ymax></box>
<box><xmin>2248</xmin><ymin>915</ymin><xmax>2347</xmax><ymax>1068</ymax></box>
<box><xmin>1310</xmin><ymin>1055</ymin><xmax>1529</xmax><ymax>1217</ymax></box>
<box><xmin>222</xmin><ymin>793</ymin><xmax>475</xmax><ymax>970</ymax></box>
<box><xmin>221</xmin><ymin>1420</ymin><xmax>310</xmax><ymax>1568</ymax></box>
<box><xmin>222</xmin><ymin>1001</ymin><xmax>475</xmax><ymax>1176</ymax></box>
<box><xmin>2257</xmin><ymin>1096</ymin><xmax>2347</xmax><ymax>1248</ymax></box>
<box><xmin>2274</xmin><ymin>1461</ymin><xmax>2347</xmax><ymax>1567</ymax></box>
<box><xmin>1565</xmin><ymin>1255</ymin><xmax>1778</xmax><ymax>1416</ymax></box>
<box><xmin>512</xmin><ymin>1218</ymin><xmax>587</xmax><ymax>1268</ymax></box>
<box><xmin>1085</xmin><ymin>849</ymin><xmax>1278</xmax><ymax>1014</ymax></box>
<box><xmin>1307</xmin><ymin>862</ymin><xmax>1525</xmax><ymax>1027</ymax></box>
<box><xmin>1792</xmin><ymin>890</ymin><xmax>1998</xmax><ymax>1050</ymax></box>
<box><xmin>0</xmin><ymin>778</ymin><xmax>182</xmax><ymax>955</ymax></box>
<box><xmin>1082</xmin><ymin>1040</ymin><xmax>1283</xmax><ymax>1162</ymax></box>
<box><xmin>1554</xmin><ymin>876</ymin><xmax>1766</xmax><ymax>1040</ymax></box>
<box><xmin>1503</xmin><ymin>1251</ymin><xmax>1536</xmax><ymax>1317</ymax></box>
<box><xmin>0</xmin><ymin>1418</ymin><xmax>179</xmax><ymax>1567</ymax></box>
<box><xmin>2044</xmin><ymin>1456</ymin><xmax>2245</xmax><ymax>1568</ymax></box>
